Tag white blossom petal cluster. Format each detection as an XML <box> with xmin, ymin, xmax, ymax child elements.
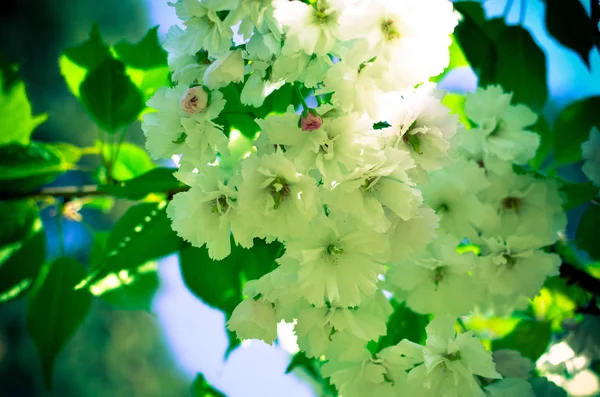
<box><xmin>142</xmin><ymin>1</ymin><xmax>569</xmax><ymax>396</ymax></box>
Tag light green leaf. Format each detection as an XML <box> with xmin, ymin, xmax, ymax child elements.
<box><xmin>553</xmin><ymin>96</ymin><xmax>600</xmax><ymax>165</ymax></box>
<box><xmin>96</xmin><ymin>140</ymin><xmax>156</xmax><ymax>181</ymax></box>
<box><xmin>27</xmin><ymin>257</ymin><xmax>92</xmax><ymax>390</ymax></box>
<box><xmin>441</xmin><ymin>92</ymin><xmax>471</xmax><ymax>129</ymax></box>
<box><xmin>126</xmin><ymin>65</ymin><xmax>170</xmax><ymax>101</ymax></box>
<box><xmin>113</xmin><ymin>26</ymin><xmax>168</xmax><ymax>70</ymax></box>
<box><xmin>79</xmin><ymin>58</ymin><xmax>144</xmax><ymax>133</ymax></box>
<box><xmin>0</xmin><ymin>75</ymin><xmax>47</xmax><ymax>145</ymax></box>
<box><xmin>431</xmin><ymin>35</ymin><xmax>469</xmax><ymax>83</ymax></box>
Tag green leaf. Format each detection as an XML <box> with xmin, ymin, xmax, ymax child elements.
<box><xmin>553</xmin><ymin>96</ymin><xmax>600</xmax><ymax>165</ymax></box>
<box><xmin>79</xmin><ymin>58</ymin><xmax>144</xmax><ymax>133</ymax></box>
<box><xmin>179</xmin><ymin>238</ymin><xmax>282</xmax><ymax>354</ymax></box>
<box><xmin>492</xmin><ymin>319</ymin><xmax>552</xmax><ymax>361</ymax></box>
<box><xmin>576</xmin><ymin>205</ymin><xmax>600</xmax><ymax>260</ymax></box>
<box><xmin>545</xmin><ymin>0</ymin><xmax>595</xmax><ymax>68</ymax></box>
<box><xmin>80</xmin><ymin>201</ymin><xmax>182</xmax><ymax>288</ymax></box>
<box><xmin>494</xmin><ymin>26</ymin><xmax>547</xmax><ymax>110</ymax></box>
<box><xmin>26</xmin><ymin>257</ymin><xmax>92</xmax><ymax>390</ymax></box>
<box><xmin>431</xmin><ymin>35</ymin><xmax>469</xmax><ymax>82</ymax></box>
<box><xmin>96</xmin><ymin>140</ymin><xmax>156</xmax><ymax>181</ymax></box>
<box><xmin>372</xmin><ymin>300</ymin><xmax>429</xmax><ymax>353</ymax></box>
<box><xmin>529</xmin><ymin>115</ymin><xmax>552</xmax><ymax>170</ymax></box>
<box><xmin>560</xmin><ymin>181</ymin><xmax>599</xmax><ymax>210</ymax></box>
<box><xmin>100</xmin><ymin>167</ymin><xmax>184</xmax><ymax>200</ymax></box>
<box><xmin>191</xmin><ymin>373</ymin><xmax>227</xmax><ymax>397</ymax></box>
<box><xmin>531</xmin><ymin>276</ymin><xmax>590</xmax><ymax>331</ymax></box>
<box><xmin>113</xmin><ymin>26</ymin><xmax>168</xmax><ymax>70</ymax></box>
<box><xmin>62</xmin><ymin>23</ymin><xmax>111</xmax><ymax>72</ymax></box>
<box><xmin>126</xmin><ymin>65</ymin><xmax>170</xmax><ymax>101</ymax></box>
<box><xmin>0</xmin><ymin>142</ymin><xmax>81</xmax><ymax>193</ymax></box>
<box><xmin>0</xmin><ymin>199</ymin><xmax>40</xmax><ymax>247</ymax></box>
<box><xmin>442</xmin><ymin>93</ymin><xmax>471</xmax><ymax>129</ymax></box>
<box><xmin>0</xmin><ymin>52</ymin><xmax>20</xmax><ymax>93</ymax></box>
<box><xmin>0</xmin><ymin>74</ymin><xmax>47</xmax><ymax>145</ymax></box>
<box><xmin>286</xmin><ymin>351</ymin><xmax>320</xmax><ymax>378</ymax></box>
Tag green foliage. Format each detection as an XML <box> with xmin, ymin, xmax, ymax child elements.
<box><xmin>441</xmin><ymin>93</ymin><xmax>471</xmax><ymax>129</ymax></box>
<box><xmin>492</xmin><ymin>319</ymin><xmax>552</xmax><ymax>361</ymax></box>
<box><xmin>0</xmin><ymin>74</ymin><xmax>47</xmax><ymax>145</ymax></box>
<box><xmin>432</xmin><ymin>35</ymin><xmax>469</xmax><ymax>83</ymax></box>
<box><xmin>560</xmin><ymin>182</ymin><xmax>599</xmax><ymax>211</ymax></box>
<box><xmin>79</xmin><ymin>58</ymin><xmax>145</xmax><ymax>133</ymax></box>
<box><xmin>0</xmin><ymin>142</ymin><xmax>81</xmax><ymax>193</ymax></box>
<box><xmin>82</xmin><ymin>201</ymin><xmax>183</xmax><ymax>288</ymax></box>
<box><xmin>286</xmin><ymin>352</ymin><xmax>338</xmax><ymax>396</ymax></box>
<box><xmin>545</xmin><ymin>0</ymin><xmax>595</xmax><ymax>68</ymax></box>
<box><xmin>63</xmin><ymin>24</ymin><xmax>112</xmax><ymax>73</ymax></box>
<box><xmin>179</xmin><ymin>238</ymin><xmax>282</xmax><ymax>354</ymax></box>
<box><xmin>101</xmin><ymin>167</ymin><xmax>184</xmax><ymax>200</ymax></box>
<box><xmin>26</xmin><ymin>257</ymin><xmax>92</xmax><ymax>389</ymax></box>
<box><xmin>96</xmin><ymin>141</ymin><xmax>156</xmax><ymax>181</ymax></box>
<box><xmin>576</xmin><ymin>205</ymin><xmax>600</xmax><ymax>260</ymax></box>
<box><xmin>529</xmin><ymin>115</ymin><xmax>552</xmax><ymax>170</ymax></box>
<box><xmin>552</xmin><ymin>96</ymin><xmax>600</xmax><ymax>165</ymax></box>
<box><xmin>369</xmin><ymin>300</ymin><xmax>429</xmax><ymax>354</ymax></box>
<box><xmin>191</xmin><ymin>373</ymin><xmax>227</xmax><ymax>397</ymax></box>
<box><xmin>113</xmin><ymin>26</ymin><xmax>168</xmax><ymax>70</ymax></box>
<box><xmin>532</xmin><ymin>276</ymin><xmax>590</xmax><ymax>331</ymax></box>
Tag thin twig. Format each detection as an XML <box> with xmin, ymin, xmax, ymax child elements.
<box><xmin>0</xmin><ymin>185</ymin><xmax>189</xmax><ymax>201</ymax></box>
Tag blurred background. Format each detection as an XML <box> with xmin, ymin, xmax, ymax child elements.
<box><xmin>0</xmin><ymin>0</ymin><xmax>599</xmax><ymax>396</ymax></box>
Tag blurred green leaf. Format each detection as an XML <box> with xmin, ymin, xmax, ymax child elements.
<box><xmin>371</xmin><ymin>300</ymin><xmax>429</xmax><ymax>354</ymax></box>
<box><xmin>27</xmin><ymin>257</ymin><xmax>92</xmax><ymax>390</ymax></box>
<box><xmin>81</xmin><ymin>201</ymin><xmax>182</xmax><ymax>288</ymax></box>
<box><xmin>191</xmin><ymin>373</ymin><xmax>226</xmax><ymax>397</ymax></box>
<box><xmin>431</xmin><ymin>35</ymin><xmax>469</xmax><ymax>83</ymax></box>
<box><xmin>546</xmin><ymin>0</ymin><xmax>594</xmax><ymax>68</ymax></box>
<box><xmin>0</xmin><ymin>74</ymin><xmax>47</xmax><ymax>145</ymax></box>
<box><xmin>113</xmin><ymin>26</ymin><xmax>168</xmax><ymax>70</ymax></box>
<box><xmin>62</xmin><ymin>23</ymin><xmax>111</xmax><ymax>72</ymax></box>
<box><xmin>0</xmin><ymin>142</ymin><xmax>81</xmax><ymax>193</ymax></box>
<box><xmin>0</xmin><ymin>199</ymin><xmax>39</xmax><ymax>247</ymax></box>
<box><xmin>529</xmin><ymin>115</ymin><xmax>552</xmax><ymax>170</ymax></box>
<box><xmin>79</xmin><ymin>58</ymin><xmax>144</xmax><ymax>133</ymax></box>
<box><xmin>553</xmin><ymin>96</ymin><xmax>600</xmax><ymax>165</ymax></box>
<box><xmin>126</xmin><ymin>65</ymin><xmax>170</xmax><ymax>101</ymax></box>
<box><xmin>101</xmin><ymin>168</ymin><xmax>184</xmax><ymax>200</ymax></box>
<box><xmin>576</xmin><ymin>205</ymin><xmax>600</xmax><ymax>260</ymax></box>
<box><xmin>442</xmin><ymin>92</ymin><xmax>471</xmax><ymax>129</ymax></box>
<box><xmin>179</xmin><ymin>238</ymin><xmax>282</xmax><ymax>354</ymax></box>
<box><xmin>0</xmin><ymin>52</ymin><xmax>20</xmax><ymax>93</ymax></box>
<box><xmin>80</xmin><ymin>196</ymin><xmax>115</xmax><ymax>213</ymax></box>
<box><xmin>494</xmin><ymin>26</ymin><xmax>547</xmax><ymax>110</ymax></box>
<box><xmin>560</xmin><ymin>181</ymin><xmax>599</xmax><ymax>210</ymax></box>
<box><xmin>532</xmin><ymin>276</ymin><xmax>590</xmax><ymax>331</ymax></box>
<box><xmin>492</xmin><ymin>319</ymin><xmax>552</xmax><ymax>361</ymax></box>
<box><xmin>96</xmin><ymin>140</ymin><xmax>155</xmax><ymax>181</ymax></box>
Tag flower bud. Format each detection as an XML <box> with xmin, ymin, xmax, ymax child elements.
<box><xmin>300</xmin><ymin>109</ymin><xmax>323</xmax><ymax>131</ymax></box>
<box><xmin>180</xmin><ymin>86</ymin><xmax>209</xmax><ymax>115</ymax></box>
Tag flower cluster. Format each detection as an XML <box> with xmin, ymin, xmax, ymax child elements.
<box><xmin>143</xmin><ymin>1</ymin><xmax>566</xmax><ymax>395</ymax></box>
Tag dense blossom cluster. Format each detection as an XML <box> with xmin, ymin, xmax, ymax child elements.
<box><xmin>143</xmin><ymin>0</ymin><xmax>568</xmax><ymax>395</ymax></box>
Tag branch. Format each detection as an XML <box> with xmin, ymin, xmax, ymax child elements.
<box><xmin>1</xmin><ymin>184</ymin><xmax>188</xmax><ymax>201</ymax></box>
<box><xmin>560</xmin><ymin>261</ymin><xmax>600</xmax><ymax>298</ymax></box>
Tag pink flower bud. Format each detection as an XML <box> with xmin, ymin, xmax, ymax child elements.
<box><xmin>300</xmin><ymin>110</ymin><xmax>323</xmax><ymax>131</ymax></box>
<box><xmin>181</xmin><ymin>86</ymin><xmax>209</xmax><ymax>115</ymax></box>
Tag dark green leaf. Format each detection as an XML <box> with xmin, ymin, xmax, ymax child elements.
<box><xmin>113</xmin><ymin>26</ymin><xmax>168</xmax><ymax>69</ymax></box>
<box><xmin>191</xmin><ymin>373</ymin><xmax>227</xmax><ymax>397</ymax></box>
<box><xmin>373</xmin><ymin>300</ymin><xmax>429</xmax><ymax>353</ymax></box>
<box><xmin>495</xmin><ymin>26</ymin><xmax>548</xmax><ymax>110</ymax></box>
<box><xmin>0</xmin><ymin>142</ymin><xmax>81</xmax><ymax>194</ymax></box>
<box><xmin>492</xmin><ymin>319</ymin><xmax>552</xmax><ymax>361</ymax></box>
<box><xmin>0</xmin><ymin>199</ymin><xmax>39</xmax><ymax>247</ymax></box>
<box><xmin>546</xmin><ymin>0</ymin><xmax>595</xmax><ymax>68</ymax></box>
<box><xmin>560</xmin><ymin>181</ymin><xmax>599</xmax><ymax>210</ymax></box>
<box><xmin>79</xmin><ymin>58</ymin><xmax>144</xmax><ymax>133</ymax></box>
<box><xmin>553</xmin><ymin>96</ymin><xmax>600</xmax><ymax>165</ymax></box>
<box><xmin>576</xmin><ymin>204</ymin><xmax>600</xmax><ymax>260</ymax></box>
<box><xmin>26</xmin><ymin>257</ymin><xmax>92</xmax><ymax>390</ymax></box>
<box><xmin>81</xmin><ymin>201</ymin><xmax>183</xmax><ymax>287</ymax></box>
<box><xmin>529</xmin><ymin>115</ymin><xmax>552</xmax><ymax>170</ymax></box>
<box><xmin>62</xmin><ymin>23</ymin><xmax>111</xmax><ymax>71</ymax></box>
<box><xmin>0</xmin><ymin>52</ymin><xmax>20</xmax><ymax>93</ymax></box>
<box><xmin>100</xmin><ymin>167</ymin><xmax>184</xmax><ymax>200</ymax></box>
<box><xmin>286</xmin><ymin>351</ymin><xmax>320</xmax><ymax>378</ymax></box>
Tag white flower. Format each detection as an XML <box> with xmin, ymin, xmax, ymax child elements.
<box><xmin>381</xmin><ymin>83</ymin><xmax>459</xmax><ymax>175</ymax></box>
<box><xmin>202</xmin><ymin>49</ymin><xmax>245</xmax><ymax>89</ymax></box>
<box><xmin>386</xmin><ymin>234</ymin><xmax>482</xmax><ymax>316</ymax></box>
<box><xmin>295</xmin><ymin>291</ymin><xmax>392</xmax><ymax>358</ymax></box>
<box><xmin>485</xmin><ymin>378</ymin><xmax>535</xmax><ymax>397</ymax></box>
<box><xmin>240</xmin><ymin>60</ymin><xmax>285</xmax><ymax>107</ymax></box>
<box><xmin>236</xmin><ymin>151</ymin><xmax>319</xmax><ymax>241</ymax></box>
<box><xmin>227</xmin><ymin>0</ymin><xmax>281</xmax><ymax>41</ymax></box>
<box><xmin>387</xmin><ymin>206</ymin><xmax>439</xmax><ymax>264</ymax></box>
<box><xmin>165</xmin><ymin>27</ymin><xmax>210</xmax><ymax>85</ymax></box>
<box><xmin>462</xmin><ymin>85</ymin><xmax>540</xmax><ymax>165</ymax></box>
<box><xmin>245</xmin><ymin>30</ymin><xmax>281</xmax><ymax>62</ymax></box>
<box><xmin>420</xmin><ymin>157</ymin><xmax>497</xmax><ymax>240</ymax></box>
<box><xmin>280</xmin><ymin>215</ymin><xmax>389</xmax><ymax>307</ymax></box>
<box><xmin>271</xmin><ymin>52</ymin><xmax>332</xmax><ymax>87</ymax></box>
<box><xmin>227</xmin><ymin>297</ymin><xmax>278</xmax><ymax>344</ymax></box>
<box><xmin>142</xmin><ymin>84</ymin><xmax>228</xmax><ymax>165</ymax></box>
<box><xmin>477</xmin><ymin>235</ymin><xmax>561</xmax><ymax>301</ymax></box>
<box><xmin>168</xmin><ymin>0</ymin><xmax>238</xmax><ymax>58</ymax></box>
<box><xmin>275</xmin><ymin>0</ymin><xmax>345</xmax><ymax>56</ymax></box>
<box><xmin>406</xmin><ymin>315</ymin><xmax>501</xmax><ymax>397</ymax></box>
<box><xmin>582</xmin><ymin>127</ymin><xmax>600</xmax><ymax>186</ymax></box>
<box><xmin>325</xmin><ymin>147</ymin><xmax>422</xmax><ymax>232</ymax></box>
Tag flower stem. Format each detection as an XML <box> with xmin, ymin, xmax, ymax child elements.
<box><xmin>294</xmin><ymin>83</ymin><xmax>310</xmax><ymax>112</ymax></box>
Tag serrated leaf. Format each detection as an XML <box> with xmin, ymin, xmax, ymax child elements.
<box><xmin>81</xmin><ymin>201</ymin><xmax>182</xmax><ymax>288</ymax></box>
<box><xmin>492</xmin><ymin>319</ymin><xmax>552</xmax><ymax>361</ymax></box>
<box><xmin>27</xmin><ymin>257</ymin><xmax>92</xmax><ymax>390</ymax></box>
<box><xmin>100</xmin><ymin>167</ymin><xmax>184</xmax><ymax>200</ymax></box>
<box><xmin>576</xmin><ymin>204</ymin><xmax>600</xmax><ymax>260</ymax></box>
<box><xmin>191</xmin><ymin>373</ymin><xmax>227</xmax><ymax>397</ymax></box>
<box><xmin>560</xmin><ymin>181</ymin><xmax>599</xmax><ymax>210</ymax></box>
<box><xmin>495</xmin><ymin>26</ymin><xmax>547</xmax><ymax>110</ymax></box>
<box><xmin>79</xmin><ymin>58</ymin><xmax>144</xmax><ymax>133</ymax></box>
<box><xmin>0</xmin><ymin>142</ymin><xmax>81</xmax><ymax>193</ymax></box>
<box><xmin>113</xmin><ymin>26</ymin><xmax>168</xmax><ymax>70</ymax></box>
<box><xmin>0</xmin><ymin>74</ymin><xmax>47</xmax><ymax>145</ymax></box>
<box><xmin>553</xmin><ymin>96</ymin><xmax>600</xmax><ymax>165</ymax></box>
<box><xmin>546</xmin><ymin>0</ymin><xmax>595</xmax><ymax>68</ymax></box>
